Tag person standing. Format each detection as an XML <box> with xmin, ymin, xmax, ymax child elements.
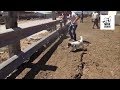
<box><xmin>68</xmin><ymin>11</ymin><xmax>80</xmax><ymax>41</ymax></box>
<box><xmin>59</xmin><ymin>11</ymin><xmax>68</xmax><ymax>25</ymax></box>
<box><xmin>80</xmin><ymin>11</ymin><xmax>84</xmax><ymax>23</ymax></box>
<box><xmin>92</xmin><ymin>11</ymin><xmax>99</xmax><ymax>29</ymax></box>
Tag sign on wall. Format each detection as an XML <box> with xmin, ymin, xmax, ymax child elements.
<box><xmin>100</xmin><ymin>15</ymin><xmax>115</xmax><ymax>30</ymax></box>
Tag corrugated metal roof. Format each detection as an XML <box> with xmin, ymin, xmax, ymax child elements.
<box><xmin>24</xmin><ymin>11</ymin><xmax>52</xmax><ymax>14</ymax></box>
<box><xmin>33</xmin><ymin>11</ymin><xmax>52</xmax><ymax>14</ymax></box>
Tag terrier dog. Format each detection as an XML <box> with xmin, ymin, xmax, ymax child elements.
<box><xmin>67</xmin><ymin>36</ymin><xmax>84</xmax><ymax>52</ymax></box>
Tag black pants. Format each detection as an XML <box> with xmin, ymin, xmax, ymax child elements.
<box><xmin>93</xmin><ymin>19</ymin><xmax>99</xmax><ymax>29</ymax></box>
<box><xmin>63</xmin><ymin>19</ymin><xmax>67</xmax><ymax>25</ymax></box>
<box><xmin>80</xmin><ymin>17</ymin><xmax>83</xmax><ymax>23</ymax></box>
<box><xmin>68</xmin><ymin>24</ymin><xmax>77</xmax><ymax>41</ymax></box>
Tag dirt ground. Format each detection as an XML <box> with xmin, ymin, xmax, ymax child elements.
<box><xmin>2</xmin><ymin>17</ymin><xmax>120</xmax><ymax>79</ymax></box>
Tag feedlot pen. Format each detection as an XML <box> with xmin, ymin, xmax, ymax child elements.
<box><xmin>0</xmin><ymin>17</ymin><xmax>120</xmax><ymax>79</ymax></box>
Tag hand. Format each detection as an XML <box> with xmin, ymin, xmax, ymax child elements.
<box><xmin>72</xmin><ymin>22</ymin><xmax>76</xmax><ymax>24</ymax></box>
<box><xmin>73</xmin><ymin>20</ymin><xmax>76</xmax><ymax>24</ymax></box>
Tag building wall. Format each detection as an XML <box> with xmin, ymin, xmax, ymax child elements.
<box><xmin>115</xmin><ymin>12</ymin><xmax>120</xmax><ymax>25</ymax></box>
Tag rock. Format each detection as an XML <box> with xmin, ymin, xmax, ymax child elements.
<box><xmin>74</xmin><ymin>59</ymin><xmax>77</xmax><ymax>61</ymax></box>
<box><xmin>95</xmin><ymin>62</ymin><xmax>99</xmax><ymax>67</ymax></box>
<box><xmin>111</xmin><ymin>71</ymin><xmax>114</xmax><ymax>76</ymax></box>
<box><xmin>27</xmin><ymin>42</ymin><xmax>31</xmax><ymax>44</ymax></box>
<box><xmin>73</xmin><ymin>73</ymin><xmax>82</xmax><ymax>79</ymax></box>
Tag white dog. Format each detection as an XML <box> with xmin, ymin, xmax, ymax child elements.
<box><xmin>67</xmin><ymin>36</ymin><xmax>84</xmax><ymax>51</ymax></box>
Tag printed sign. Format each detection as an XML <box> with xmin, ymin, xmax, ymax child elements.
<box><xmin>100</xmin><ymin>15</ymin><xmax>115</xmax><ymax>30</ymax></box>
<box><xmin>108</xmin><ymin>11</ymin><xmax>117</xmax><ymax>16</ymax></box>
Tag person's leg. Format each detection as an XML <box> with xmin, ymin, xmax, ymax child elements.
<box><xmin>72</xmin><ymin>25</ymin><xmax>77</xmax><ymax>41</ymax></box>
<box><xmin>94</xmin><ymin>19</ymin><xmax>97</xmax><ymax>28</ymax></box>
<box><xmin>93</xmin><ymin>21</ymin><xmax>95</xmax><ymax>29</ymax></box>
<box><xmin>63</xmin><ymin>20</ymin><xmax>67</xmax><ymax>25</ymax></box>
<box><xmin>96</xmin><ymin>19</ymin><xmax>99</xmax><ymax>29</ymax></box>
<box><xmin>81</xmin><ymin>17</ymin><xmax>83</xmax><ymax>23</ymax></box>
<box><xmin>95</xmin><ymin>19</ymin><xmax>98</xmax><ymax>28</ymax></box>
<box><xmin>68</xmin><ymin>25</ymin><xmax>74</xmax><ymax>40</ymax></box>
<box><xmin>80</xmin><ymin>18</ymin><xmax>82</xmax><ymax>23</ymax></box>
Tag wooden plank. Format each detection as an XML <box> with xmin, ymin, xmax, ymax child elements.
<box><xmin>0</xmin><ymin>20</ymin><xmax>61</xmax><ymax>48</ymax></box>
<box><xmin>5</xmin><ymin>11</ymin><xmax>21</xmax><ymax>57</ymax></box>
<box><xmin>8</xmin><ymin>41</ymin><xmax>21</xmax><ymax>57</ymax></box>
<box><xmin>0</xmin><ymin>24</ymin><xmax>68</xmax><ymax>79</ymax></box>
<box><xmin>52</xmin><ymin>11</ymin><xmax>56</xmax><ymax>30</ymax></box>
<box><xmin>60</xmin><ymin>21</ymin><xmax>63</xmax><ymax>28</ymax></box>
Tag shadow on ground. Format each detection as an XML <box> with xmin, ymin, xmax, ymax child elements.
<box><xmin>7</xmin><ymin>34</ymin><xmax>68</xmax><ymax>79</ymax></box>
<box><xmin>72</xmin><ymin>40</ymin><xmax>90</xmax><ymax>79</ymax></box>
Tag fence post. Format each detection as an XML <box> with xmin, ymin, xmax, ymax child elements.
<box><xmin>60</xmin><ymin>20</ymin><xmax>63</xmax><ymax>28</ymax></box>
<box><xmin>5</xmin><ymin>11</ymin><xmax>21</xmax><ymax>57</ymax></box>
<box><xmin>52</xmin><ymin>11</ymin><xmax>56</xmax><ymax>31</ymax></box>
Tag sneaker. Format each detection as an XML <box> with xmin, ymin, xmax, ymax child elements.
<box><xmin>97</xmin><ymin>27</ymin><xmax>100</xmax><ymax>29</ymax></box>
<box><xmin>72</xmin><ymin>39</ymin><xmax>75</xmax><ymax>42</ymax></box>
<box><xmin>66</xmin><ymin>34</ymin><xmax>70</xmax><ymax>37</ymax></box>
<box><xmin>69</xmin><ymin>39</ymin><xmax>73</xmax><ymax>41</ymax></box>
<box><xmin>71</xmin><ymin>39</ymin><xmax>76</xmax><ymax>42</ymax></box>
<box><xmin>74</xmin><ymin>39</ymin><xmax>77</xmax><ymax>41</ymax></box>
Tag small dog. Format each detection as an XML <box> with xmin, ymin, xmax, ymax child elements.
<box><xmin>67</xmin><ymin>36</ymin><xmax>84</xmax><ymax>51</ymax></box>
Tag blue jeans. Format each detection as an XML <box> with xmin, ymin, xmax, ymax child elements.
<box><xmin>68</xmin><ymin>24</ymin><xmax>77</xmax><ymax>41</ymax></box>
